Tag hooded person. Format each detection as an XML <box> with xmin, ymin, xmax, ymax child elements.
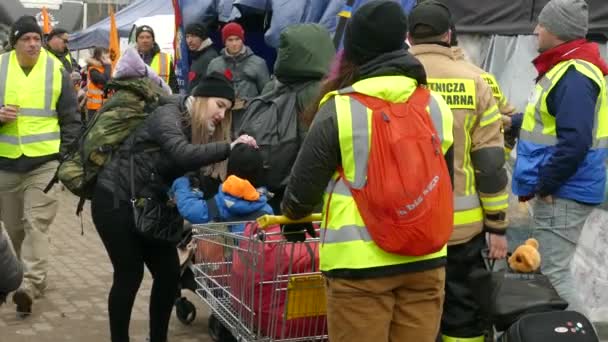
<box><xmin>257</xmin><ymin>23</ymin><xmax>335</xmax><ymax>213</ymax></box>
<box><xmin>134</xmin><ymin>25</ymin><xmax>179</xmax><ymax>93</ymax></box>
<box><xmin>512</xmin><ymin>0</ymin><xmax>608</xmax><ymax>312</ymax></box>
<box><xmin>262</xmin><ymin>23</ymin><xmax>335</xmax><ymax>119</ymax></box>
<box><xmin>280</xmin><ymin>1</ymin><xmax>455</xmax><ymax>341</ymax></box>
<box><xmin>185</xmin><ymin>23</ymin><xmax>219</xmax><ymax>93</ymax></box>
<box><xmin>171</xmin><ymin>142</ymin><xmax>273</xmax><ymax>233</ymax></box>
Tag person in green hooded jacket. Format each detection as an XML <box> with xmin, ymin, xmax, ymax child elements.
<box><xmin>261</xmin><ymin>23</ymin><xmax>335</xmax><ymax>212</ymax></box>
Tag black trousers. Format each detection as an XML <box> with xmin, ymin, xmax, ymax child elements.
<box><xmin>91</xmin><ymin>187</ymin><xmax>180</xmax><ymax>342</ymax></box>
<box><xmin>441</xmin><ymin>233</ymin><xmax>489</xmax><ymax>339</ymax></box>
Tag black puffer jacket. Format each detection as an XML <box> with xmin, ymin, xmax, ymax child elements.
<box><xmin>97</xmin><ymin>96</ymin><xmax>231</xmax><ymax>202</ymax></box>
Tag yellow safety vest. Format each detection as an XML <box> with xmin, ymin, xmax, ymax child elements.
<box><xmin>521</xmin><ymin>59</ymin><xmax>608</xmax><ymax>147</ymax></box>
<box><xmin>150</xmin><ymin>52</ymin><xmax>171</xmax><ymax>85</ymax></box>
<box><xmin>319</xmin><ymin>76</ymin><xmax>453</xmax><ymax>273</ymax></box>
<box><xmin>0</xmin><ymin>49</ymin><xmax>62</xmax><ymax>159</ymax></box>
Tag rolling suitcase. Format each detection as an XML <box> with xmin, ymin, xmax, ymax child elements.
<box><xmin>501</xmin><ymin>311</ymin><xmax>599</xmax><ymax>342</ymax></box>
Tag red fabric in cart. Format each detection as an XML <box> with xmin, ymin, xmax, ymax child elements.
<box><xmin>231</xmin><ymin>222</ymin><xmax>326</xmax><ymax>339</ymax></box>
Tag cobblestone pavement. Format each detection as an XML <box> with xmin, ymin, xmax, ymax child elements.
<box><xmin>1</xmin><ymin>190</ymin><xmax>212</xmax><ymax>342</ymax></box>
<box><xmin>2</xmin><ymin>189</ymin><xmax>607</xmax><ymax>342</ymax></box>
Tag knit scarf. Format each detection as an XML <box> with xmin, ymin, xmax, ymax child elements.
<box><xmin>532</xmin><ymin>39</ymin><xmax>608</xmax><ymax>81</ymax></box>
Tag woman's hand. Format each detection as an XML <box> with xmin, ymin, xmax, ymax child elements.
<box><xmin>231</xmin><ymin>134</ymin><xmax>258</xmax><ymax>150</ymax></box>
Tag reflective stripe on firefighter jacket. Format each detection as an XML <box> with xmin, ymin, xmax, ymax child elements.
<box><xmin>150</xmin><ymin>52</ymin><xmax>171</xmax><ymax>85</ymax></box>
<box><xmin>87</xmin><ymin>64</ymin><xmax>105</xmax><ymax>111</ymax></box>
<box><xmin>0</xmin><ymin>49</ymin><xmax>62</xmax><ymax>159</ymax></box>
<box><xmin>411</xmin><ymin>43</ymin><xmax>509</xmax><ymax>245</ymax></box>
<box><xmin>513</xmin><ymin>59</ymin><xmax>608</xmax><ymax>204</ymax></box>
<box><xmin>318</xmin><ymin>75</ymin><xmax>454</xmax><ymax>273</ymax></box>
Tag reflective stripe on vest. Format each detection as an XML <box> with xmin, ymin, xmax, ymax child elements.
<box><xmin>318</xmin><ymin>76</ymin><xmax>451</xmax><ymax>272</ymax></box>
<box><xmin>520</xmin><ymin>60</ymin><xmax>608</xmax><ymax>149</ymax></box>
<box><xmin>151</xmin><ymin>53</ymin><xmax>170</xmax><ymax>83</ymax></box>
<box><xmin>0</xmin><ymin>50</ymin><xmax>61</xmax><ymax>158</ymax></box>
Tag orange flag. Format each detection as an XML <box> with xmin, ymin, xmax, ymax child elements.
<box><xmin>108</xmin><ymin>6</ymin><xmax>120</xmax><ymax>69</ymax></box>
<box><xmin>41</xmin><ymin>7</ymin><xmax>51</xmax><ymax>34</ymax></box>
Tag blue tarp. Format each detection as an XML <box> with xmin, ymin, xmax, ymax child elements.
<box><xmin>69</xmin><ymin>0</ymin><xmax>173</xmax><ymax>51</ymax></box>
<box><xmin>179</xmin><ymin>0</ymin><xmax>416</xmax><ymax>48</ymax></box>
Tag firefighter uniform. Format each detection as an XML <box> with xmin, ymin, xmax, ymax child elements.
<box><xmin>411</xmin><ymin>43</ymin><xmax>509</xmax><ymax>342</ymax></box>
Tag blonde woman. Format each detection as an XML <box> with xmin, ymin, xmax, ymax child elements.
<box><xmin>91</xmin><ymin>67</ymin><xmax>255</xmax><ymax>342</ymax></box>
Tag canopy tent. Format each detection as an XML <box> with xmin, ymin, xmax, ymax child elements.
<box><xmin>68</xmin><ymin>0</ymin><xmax>173</xmax><ymax>51</ymax></box>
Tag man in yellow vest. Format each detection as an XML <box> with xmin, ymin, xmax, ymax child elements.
<box><xmin>135</xmin><ymin>25</ymin><xmax>178</xmax><ymax>93</ymax></box>
<box><xmin>281</xmin><ymin>2</ymin><xmax>455</xmax><ymax>341</ymax></box>
<box><xmin>408</xmin><ymin>2</ymin><xmax>509</xmax><ymax>341</ymax></box>
<box><xmin>0</xmin><ymin>16</ymin><xmax>81</xmax><ymax>315</ymax></box>
<box><xmin>513</xmin><ymin>0</ymin><xmax>608</xmax><ymax>311</ymax></box>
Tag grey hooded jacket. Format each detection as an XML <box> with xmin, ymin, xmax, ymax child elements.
<box><xmin>206</xmin><ymin>46</ymin><xmax>270</xmax><ymax>100</ymax></box>
<box><xmin>0</xmin><ymin>230</ymin><xmax>23</xmax><ymax>301</ymax></box>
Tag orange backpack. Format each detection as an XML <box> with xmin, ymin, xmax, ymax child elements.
<box><xmin>334</xmin><ymin>87</ymin><xmax>453</xmax><ymax>256</ymax></box>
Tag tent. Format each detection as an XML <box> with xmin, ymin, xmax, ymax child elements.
<box><xmin>69</xmin><ymin>0</ymin><xmax>173</xmax><ymax>51</ymax></box>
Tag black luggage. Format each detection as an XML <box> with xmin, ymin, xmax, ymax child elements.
<box><xmin>501</xmin><ymin>311</ymin><xmax>599</xmax><ymax>342</ymax></box>
<box><xmin>470</xmin><ymin>250</ymin><xmax>568</xmax><ymax>331</ymax></box>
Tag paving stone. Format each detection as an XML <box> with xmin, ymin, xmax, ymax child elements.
<box><xmin>0</xmin><ymin>190</ymin><xmax>213</xmax><ymax>342</ymax></box>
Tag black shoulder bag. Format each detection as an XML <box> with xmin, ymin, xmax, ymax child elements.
<box><xmin>129</xmin><ymin>152</ymin><xmax>184</xmax><ymax>244</ymax></box>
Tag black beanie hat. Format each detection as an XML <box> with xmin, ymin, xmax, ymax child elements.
<box><xmin>344</xmin><ymin>0</ymin><xmax>407</xmax><ymax>65</ymax></box>
<box><xmin>191</xmin><ymin>72</ymin><xmax>236</xmax><ymax>104</ymax></box>
<box><xmin>10</xmin><ymin>16</ymin><xmax>43</xmax><ymax>47</ymax></box>
<box><xmin>185</xmin><ymin>23</ymin><xmax>208</xmax><ymax>40</ymax></box>
<box><xmin>136</xmin><ymin>25</ymin><xmax>155</xmax><ymax>41</ymax></box>
<box><xmin>227</xmin><ymin>143</ymin><xmax>265</xmax><ymax>188</ymax></box>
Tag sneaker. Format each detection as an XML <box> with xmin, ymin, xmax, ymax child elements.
<box><xmin>13</xmin><ymin>288</ymin><xmax>33</xmax><ymax>317</ymax></box>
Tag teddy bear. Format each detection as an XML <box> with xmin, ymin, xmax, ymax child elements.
<box><xmin>508</xmin><ymin>238</ymin><xmax>541</xmax><ymax>273</ymax></box>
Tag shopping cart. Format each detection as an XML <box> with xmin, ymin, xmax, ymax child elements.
<box><xmin>192</xmin><ymin>214</ymin><xmax>328</xmax><ymax>342</ymax></box>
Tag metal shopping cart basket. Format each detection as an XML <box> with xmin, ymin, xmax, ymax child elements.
<box><xmin>192</xmin><ymin>214</ymin><xmax>328</xmax><ymax>342</ymax></box>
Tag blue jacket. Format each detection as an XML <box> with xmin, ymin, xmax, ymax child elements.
<box><xmin>513</xmin><ymin>67</ymin><xmax>606</xmax><ymax>204</ymax></box>
<box><xmin>171</xmin><ymin>176</ymin><xmax>273</xmax><ymax>233</ymax></box>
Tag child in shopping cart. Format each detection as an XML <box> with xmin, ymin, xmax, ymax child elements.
<box><xmin>171</xmin><ymin>143</ymin><xmax>274</xmax><ymax>262</ymax></box>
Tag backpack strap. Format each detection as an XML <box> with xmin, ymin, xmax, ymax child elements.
<box><xmin>407</xmin><ymin>86</ymin><xmax>431</xmax><ymax>107</ymax></box>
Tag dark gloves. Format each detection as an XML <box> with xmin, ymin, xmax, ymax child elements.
<box><xmin>281</xmin><ymin>223</ymin><xmax>316</xmax><ymax>243</ymax></box>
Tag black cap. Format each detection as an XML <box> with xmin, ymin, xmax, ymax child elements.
<box><xmin>343</xmin><ymin>0</ymin><xmax>407</xmax><ymax>65</ymax></box>
<box><xmin>10</xmin><ymin>16</ymin><xmax>42</xmax><ymax>47</ymax></box>
<box><xmin>227</xmin><ymin>143</ymin><xmax>265</xmax><ymax>188</ymax></box>
<box><xmin>135</xmin><ymin>25</ymin><xmax>155</xmax><ymax>41</ymax></box>
<box><xmin>191</xmin><ymin>72</ymin><xmax>235</xmax><ymax>105</ymax></box>
<box><xmin>185</xmin><ymin>23</ymin><xmax>208</xmax><ymax>40</ymax></box>
<box><xmin>47</xmin><ymin>28</ymin><xmax>68</xmax><ymax>40</ymax></box>
<box><xmin>409</xmin><ymin>0</ymin><xmax>452</xmax><ymax>38</ymax></box>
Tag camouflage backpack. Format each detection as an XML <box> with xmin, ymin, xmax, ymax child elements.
<box><xmin>55</xmin><ymin>78</ymin><xmax>165</xmax><ymax>210</ymax></box>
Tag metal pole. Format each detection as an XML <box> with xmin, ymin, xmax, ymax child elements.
<box><xmin>83</xmin><ymin>1</ymin><xmax>88</xmax><ymax>30</ymax></box>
